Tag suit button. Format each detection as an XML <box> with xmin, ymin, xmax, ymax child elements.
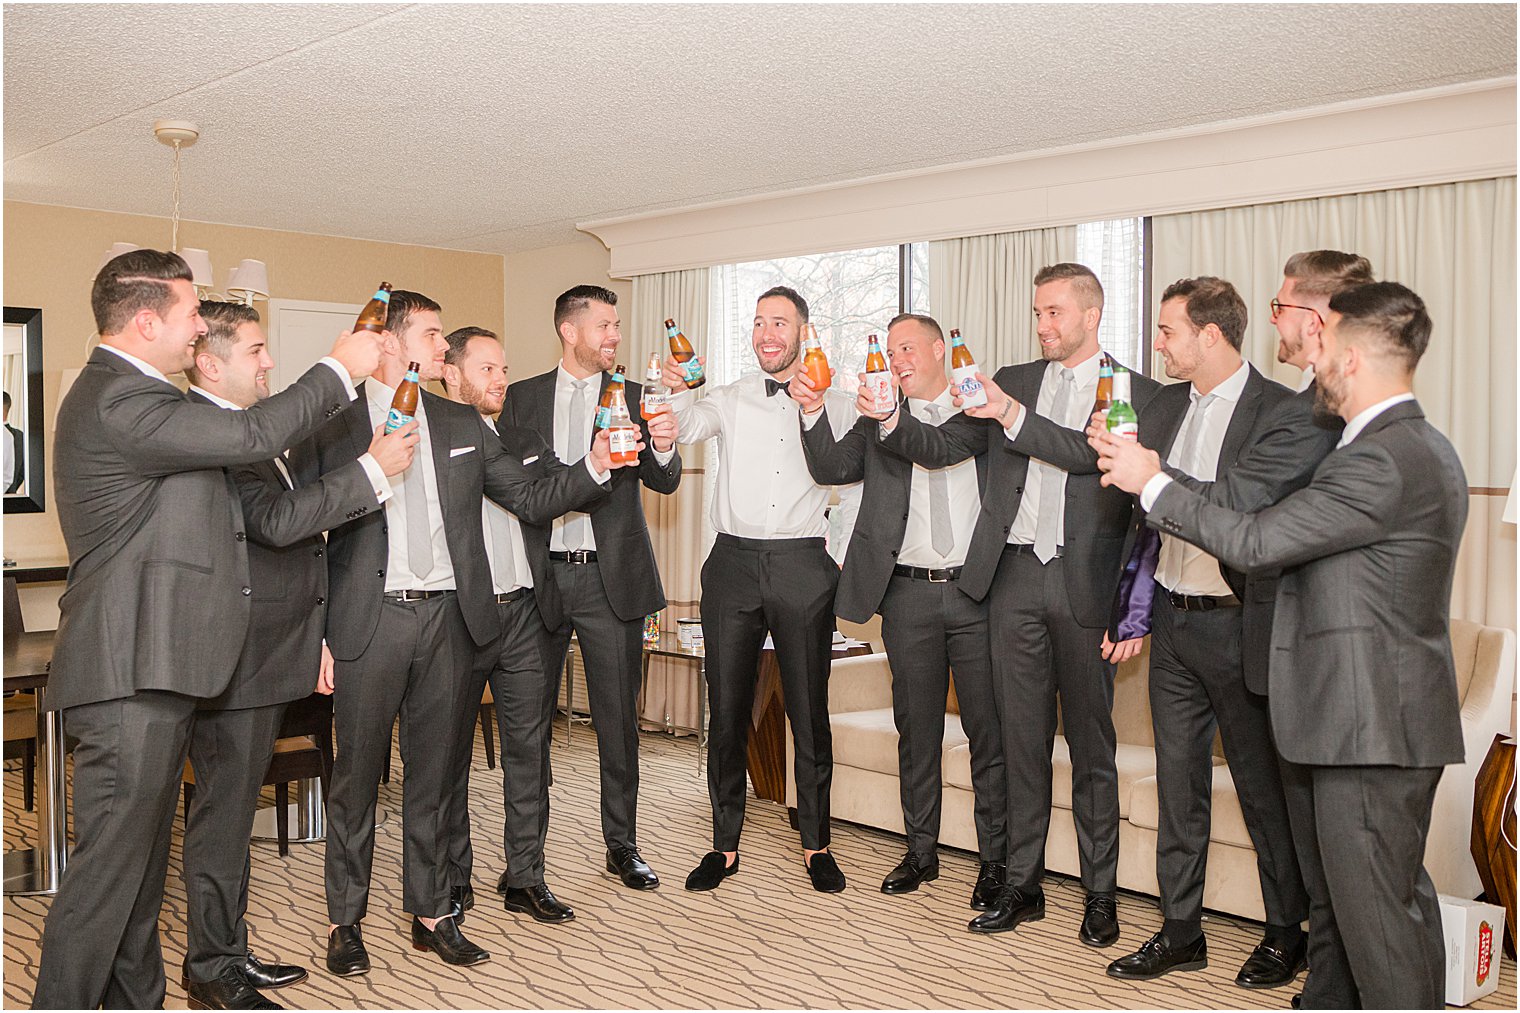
<box><xmin>382</xmin><ymin>525</ymin><xmax>389</xmax><ymax>534</ymax></box>
<box><xmin>314</xmin><ymin>548</ymin><xmax>323</xmax><ymax>557</ymax></box>
<box><xmin>316</xmin><ymin>597</ymin><xmax>325</xmax><ymax>605</ymax></box>
<box><xmin>890</xmin><ymin>549</ymin><xmax>898</xmax><ymax>557</ymax></box>
<box><xmin>902</xmin><ymin>512</ymin><xmax>909</xmax><ymax>520</ymax></box>
<box><xmin>1014</xmin><ymin>487</ymin><xmax>1023</xmax><ymax>495</ymax></box>
<box><xmin>241</xmin><ymin>587</ymin><xmax>251</xmax><ymax>596</ymax></box>
<box><xmin>377</xmin><ymin>570</ymin><xmax>384</xmax><ymax>578</ymax></box>
<box><xmin>234</xmin><ymin>531</ymin><xmax>246</xmax><ymax>542</ymax></box>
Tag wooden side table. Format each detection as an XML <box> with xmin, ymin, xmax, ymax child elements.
<box><xmin>747</xmin><ymin>641</ymin><xmax>873</xmax><ymax>804</ymax></box>
<box><xmin>1471</xmin><ymin>733</ymin><xmax>1516</xmax><ymax>956</ymax></box>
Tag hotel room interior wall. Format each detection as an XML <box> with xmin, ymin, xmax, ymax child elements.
<box><xmin>2</xmin><ymin>199</ymin><xmax>506</xmax><ymax>628</ymax></box>
<box><xmin>501</xmin><ymin>234</ymin><xmax>631</xmax><ymax>381</ymax></box>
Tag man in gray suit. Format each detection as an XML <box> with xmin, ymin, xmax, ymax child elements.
<box><xmin>179</xmin><ymin>300</ymin><xmax>416</xmax><ymax>1010</ymax></box>
<box><xmin>1098</xmin><ymin>281</ymin><xmax>1467</xmax><ymax>1010</ymax></box>
<box><xmin>34</xmin><ymin>250</ymin><xmax>381</xmax><ymax>1010</ymax></box>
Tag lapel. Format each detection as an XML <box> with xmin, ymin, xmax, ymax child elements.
<box><xmin>533</xmin><ymin>371</ymin><xmax>557</xmax><ymax>447</ymax></box>
<box><xmin>1216</xmin><ymin>365</ymin><xmax>1265</xmax><ymax>469</ymax></box>
<box><xmin>1156</xmin><ymin>385</ymin><xmax>1190</xmax><ymax>456</ymax></box>
<box><xmin>422</xmin><ymin>390</ymin><xmax>454</xmax><ymax>527</ymax></box>
<box><xmin>348</xmin><ymin>381</ymin><xmax>375</xmax><ymax>462</ymax></box>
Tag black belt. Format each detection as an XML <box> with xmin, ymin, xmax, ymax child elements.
<box><xmin>495</xmin><ymin>588</ymin><xmax>532</xmax><ymax>604</ymax></box>
<box><xmin>1166</xmin><ymin>590</ymin><xmax>1241</xmax><ymax>612</ymax></box>
<box><xmin>549</xmin><ymin>550</ymin><xmax>598</xmax><ymax>564</ymax></box>
<box><xmin>893</xmin><ymin>564</ymin><xmax>963</xmax><ymax>583</ymax></box>
<box><xmin>1005</xmin><ymin>543</ymin><xmax>1062</xmax><ymax>559</ymax></box>
<box><xmin>383</xmin><ymin>589</ymin><xmax>450</xmax><ymax>603</ymax></box>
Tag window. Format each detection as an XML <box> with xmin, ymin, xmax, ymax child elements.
<box><xmin>1076</xmin><ymin>217</ymin><xmax>1147</xmax><ymax>372</ymax></box>
<box><xmin>710</xmin><ymin>244</ymin><xmax>926</xmax><ymax>390</ymax></box>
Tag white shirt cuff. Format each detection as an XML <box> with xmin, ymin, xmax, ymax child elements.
<box><xmin>1001</xmin><ymin>402</ymin><xmax>1026</xmax><ymax>442</ymax></box>
<box><xmin>1140</xmin><ymin>473</ymin><xmax>1173</xmax><ymax>512</ymax></box>
<box><xmin>584</xmin><ymin>456</ymin><xmax>611</xmax><ymax>485</ymax></box>
<box><xmin>357</xmin><ymin>453</ymin><xmax>392</xmax><ymax>504</ymax></box>
<box><xmin>652</xmin><ymin>446</ymin><xmax>676</xmax><ymax>466</ymax></box>
<box><xmin>318</xmin><ymin>357</ymin><xmax>359</xmax><ymax>400</ymax></box>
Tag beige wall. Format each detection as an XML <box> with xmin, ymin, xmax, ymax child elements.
<box><xmin>502</xmin><ymin>234</ymin><xmax>628</xmax><ymax>381</ymax></box>
<box><xmin>2</xmin><ymin>199</ymin><xmax>505</xmax><ymax>566</ymax></box>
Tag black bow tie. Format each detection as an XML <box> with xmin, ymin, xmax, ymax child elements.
<box><xmin>765</xmin><ymin>378</ymin><xmax>791</xmax><ymax>398</ymax></box>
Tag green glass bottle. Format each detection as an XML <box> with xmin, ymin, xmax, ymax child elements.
<box><xmin>1105</xmin><ymin>363</ymin><xmax>1138</xmax><ymax>441</ymax></box>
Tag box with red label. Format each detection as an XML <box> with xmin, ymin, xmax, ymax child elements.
<box><xmin>1440</xmin><ymin>895</ymin><xmax>1506</xmax><ymax>1006</ymax></box>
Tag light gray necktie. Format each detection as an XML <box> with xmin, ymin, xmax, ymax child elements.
<box><xmin>922</xmin><ymin>404</ymin><xmax>955</xmax><ymax>557</ymax></box>
<box><xmin>404</xmin><ymin>427</ymin><xmax>435</xmax><ymax>581</ymax></box>
<box><xmin>1033</xmin><ymin>368</ymin><xmax>1076</xmax><ymax>564</ymax></box>
<box><xmin>1175</xmin><ymin>392</ymin><xmax>1218</xmax><ymax>478</ymax></box>
<box><xmin>562</xmin><ymin>379</ymin><xmax>592</xmax><ymax>550</ymax></box>
<box><xmin>486</xmin><ymin>504</ymin><xmax>516</xmax><ymax>588</ymax></box>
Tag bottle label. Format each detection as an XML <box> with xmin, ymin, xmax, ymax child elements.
<box><xmin>595</xmin><ymin>405</ymin><xmax>612</xmax><ymax>429</ymax></box>
<box><xmin>642</xmin><ymin>390</ymin><xmax>670</xmax><ymax>412</ymax></box>
<box><xmin>681</xmin><ymin>358</ymin><xmax>704</xmax><ymax>384</ymax></box>
<box><xmin>374</xmin><ymin>289</ymin><xmax>390</xmax><ymax>303</ymax></box>
<box><xmin>951</xmin><ymin>364</ymin><xmax>988</xmax><ymax>408</ymax></box>
<box><xmin>385</xmin><ymin>408</ymin><xmax>413</xmax><ymax>434</ymax></box>
<box><xmin>1108</xmin><ymin>420</ymin><xmax>1138</xmax><ymax>441</ymax></box>
<box><xmin>609</xmin><ymin>426</ymin><xmax>639</xmax><ymax>455</ymax></box>
<box><xmin>865</xmin><ymin>371</ymin><xmax>895</xmax><ymax>413</ymax></box>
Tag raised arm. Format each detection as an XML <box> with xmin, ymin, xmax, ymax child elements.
<box><xmin>1008</xmin><ymin>409</ymin><xmax>1101</xmax><ymax>474</ymax></box>
<box><xmin>481</xmin><ymin>418</ymin><xmax>611</xmax><ymax>525</ymax></box>
<box><xmin>233</xmin><ymin>458</ymin><xmax>379</xmax><ymax>548</ymax></box>
<box><xmin>635</xmin><ymin>385</ymin><xmax>682</xmax><ymax>494</ymax></box>
<box><xmin>668</xmin><ymin>387</ymin><xmax>723</xmax><ymax>444</ymax></box>
<box><xmin>800</xmin><ymin>408</ymin><xmax>869</xmax><ymax>485</ymax></box>
<box><xmin>878</xmin><ymin>407</ymin><xmax>989</xmax><ymax>469</ymax></box>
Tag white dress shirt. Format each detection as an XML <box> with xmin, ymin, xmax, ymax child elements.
<box><xmin>367</xmin><ymin>379</ymin><xmax>456</xmax><ymax>592</ymax></box>
<box><xmin>1297</xmin><ymin>364</ymin><xmax>1316</xmax><ymax>393</ymax></box>
<box><xmin>482</xmin><ymin>417</ymin><xmax>533</xmax><ymax>594</ymax></box>
<box><xmin>188</xmin><ymin>383</ymin><xmax>390</xmax><ymax>503</ymax></box>
<box><xmin>1337</xmin><ymin>391</ymin><xmax>1417</xmax><ymax>448</ymax></box>
<box><xmin>1005</xmin><ymin>352</ymin><xmax>1103</xmax><ymax>546</ymax></box>
<box><xmin>672</xmin><ymin>373</ymin><xmax>856</xmax><ymax>539</ymax></box>
<box><xmin>1153</xmin><ymin>363</ymin><xmax>1249</xmax><ymax>596</ymax></box>
<box><xmin>898</xmin><ymin>388</ymin><xmax>979</xmax><ymax>568</ymax></box>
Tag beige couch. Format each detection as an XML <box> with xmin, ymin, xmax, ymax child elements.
<box><xmin>787</xmin><ymin>619</ymin><xmax>1515</xmax><ymax>920</ymax></box>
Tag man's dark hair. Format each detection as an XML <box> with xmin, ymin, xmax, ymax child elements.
<box><xmin>1328</xmin><ymin>281</ymin><xmax>1431</xmax><ymax>370</ymax></box>
<box><xmin>384</xmin><ymin>289</ymin><xmax>442</xmax><ymax>338</ymax></box>
<box><xmin>1160</xmin><ymin>276</ymin><xmax>1248</xmax><ymax>350</ymax></box>
<box><xmin>2</xmin><ymin>392</ymin><xmax>10</xmax><ymax>412</ymax></box>
<box><xmin>91</xmin><ymin>249</ymin><xmax>192</xmax><ymax>335</ymax></box>
<box><xmin>1033</xmin><ymin>262</ymin><xmax>1105</xmax><ymax>310</ymax></box>
<box><xmin>757</xmin><ymin>285</ymin><xmax>809</xmax><ymax>325</ymax></box>
<box><xmin>444</xmin><ymin>326</ymin><xmax>499</xmax><ymax>367</ymax></box>
<box><xmin>186</xmin><ymin>301</ymin><xmax>261</xmax><ymax>384</ymax></box>
<box><xmin>886</xmin><ymin>312</ymin><xmax>944</xmax><ymax>343</ymax></box>
<box><xmin>553</xmin><ymin>285</ymin><xmax>618</xmax><ymax>336</ymax></box>
<box><xmin>1283</xmin><ymin>250</ymin><xmax>1375</xmax><ymax>300</ymax></box>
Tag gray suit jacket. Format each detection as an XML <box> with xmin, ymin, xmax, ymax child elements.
<box><xmin>49</xmin><ymin>348</ymin><xmax>353</xmax><ymax>712</ymax></box>
<box><xmin>1148</xmin><ymin>399</ymin><xmax>1467</xmax><ymax>768</ymax></box>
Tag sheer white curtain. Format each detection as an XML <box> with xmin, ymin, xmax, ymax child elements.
<box><xmin>1152</xmin><ymin>177</ymin><xmax>1518</xmax><ymax>628</ymax></box>
<box><xmin>628</xmin><ymin>267</ymin><xmax>711</xmax><ymax>733</ymax></box>
<box><xmin>928</xmin><ymin>226</ymin><xmax>1078</xmax><ymax>367</ymax></box>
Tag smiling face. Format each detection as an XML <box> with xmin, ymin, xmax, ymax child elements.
<box><xmin>152</xmin><ymin>278</ymin><xmax>209</xmax><ymax>374</ymax></box>
<box><xmin>1272</xmin><ymin>277</ymin><xmax>1326</xmax><ymax>370</ymax></box>
<box><xmin>219</xmin><ymin>320</ymin><xmax>275</xmax><ymax>407</ymax></box>
<box><xmin>390</xmin><ymin>308</ymin><xmax>447</xmax><ymax>382</ymax></box>
<box><xmin>562</xmin><ymin>299</ymin><xmax>621</xmax><ymax>374</ymax></box>
<box><xmin>1153</xmin><ymin>297</ymin><xmax>1207</xmax><ymax>382</ymax></box>
<box><xmin>752</xmin><ymin>294</ymin><xmax>802</xmax><ymax>375</ymax></box>
<box><xmin>885</xmin><ymin>319</ymin><xmax>947</xmax><ymax>400</ymax></box>
<box><xmin>448</xmin><ymin>334</ymin><xmax>508</xmax><ymax>416</ymax></box>
<box><xmin>1032</xmin><ymin>278</ymin><xmax>1100</xmax><ymax>365</ymax></box>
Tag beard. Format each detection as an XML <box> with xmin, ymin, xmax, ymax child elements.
<box><xmin>1311</xmin><ymin>364</ymin><xmax>1347</xmax><ymax>426</ymax></box>
<box><xmin>573</xmin><ymin>342</ymin><xmax>614</xmax><ymax>374</ymax></box>
<box><xmin>1040</xmin><ymin>330</ymin><xmax>1085</xmax><ymax>363</ymax></box>
<box><xmin>758</xmin><ymin>342</ymin><xmax>799</xmax><ymax>375</ymax></box>
<box><xmin>459</xmin><ymin>375</ymin><xmax>504</xmax><ymax>415</ymax></box>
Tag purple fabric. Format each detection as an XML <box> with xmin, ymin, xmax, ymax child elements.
<box><xmin>1112</xmin><ymin>525</ymin><xmax>1160</xmax><ymax>640</ymax></box>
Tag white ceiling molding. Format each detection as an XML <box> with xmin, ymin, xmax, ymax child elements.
<box><xmin>581</xmin><ymin>80</ymin><xmax>1517</xmax><ymax>279</ymax></box>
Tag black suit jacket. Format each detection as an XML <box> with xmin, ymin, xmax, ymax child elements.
<box><xmin>298</xmin><ymin>385</ymin><xmax>611</xmax><ymax>660</ymax></box>
<box><xmin>1127</xmin><ymin>365</ymin><xmax>1293</xmax><ymax>692</ymax></box>
<box><xmin>49</xmin><ymin>348</ymin><xmax>352</xmax><ymax>711</ymax></box>
<box><xmin>500</xmin><ymin>368</ymin><xmax>681</xmax><ymax>622</ymax></box>
<box><xmin>1149</xmin><ymin>400</ymin><xmax>1467</xmax><ymax>767</ymax></box>
<box><xmin>5</xmin><ymin>423</ymin><xmax>22</xmax><ymax>493</ymax></box>
<box><xmin>879</xmin><ymin>358</ymin><xmax>1160</xmax><ymax>625</ymax></box>
<box><xmin>800</xmin><ymin>403</ymin><xmax>988</xmax><ymax>623</ymax></box>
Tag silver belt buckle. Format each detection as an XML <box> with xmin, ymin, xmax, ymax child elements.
<box><xmin>928</xmin><ymin>569</ymin><xmax>948</xmax><ymax>583</ymax></box>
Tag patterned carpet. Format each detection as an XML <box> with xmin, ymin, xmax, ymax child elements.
<box><xmin>3</xmin><ymin>721</ymin><xmax>1514</xmax><ymax>1010</ymax></box>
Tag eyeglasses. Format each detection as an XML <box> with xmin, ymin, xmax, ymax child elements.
<box><xmin>1269</xmin><ymin>299</ymin><xmax>1324</xmax><ymax>326</ymax></box>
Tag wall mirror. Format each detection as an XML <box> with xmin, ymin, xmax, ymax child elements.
<box><xmin>4</xmin><ymin>307</ymin><xmax>45</xmax><ymax>514</ymax></box>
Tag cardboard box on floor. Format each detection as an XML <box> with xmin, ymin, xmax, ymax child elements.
<box><xmin>1441</xmin><ymin>895</ymin><xmax>1506</xmax><ymax>1006</ymax></box>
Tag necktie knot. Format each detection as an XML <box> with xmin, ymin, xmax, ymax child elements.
<box><xmin>765</xmin><ymin>378</ymin><xmax>791</xmax><ymax>398</ymax></box>
<box><xmin>922</xmin><ymin>403</ymin><xmax>944</xmax><ymax>424</ymax></box>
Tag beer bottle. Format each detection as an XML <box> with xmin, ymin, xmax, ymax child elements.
<box><xmin>354</xmin><ymin>282</ymin><xmax>392</xmax><ymax>334</ymax></box>
<box><xmin>949</xmin><ymin>329</ymin><xmax>988</xmax><ymax>408</ymax></box>
<box><xmin>667</xmin><ymin>318</ymin><xmax>705</xmax><ymax>389</ymax></box>
<box><xmin>1093</xmin><ymin>353</ymin><xmax>1114</xmax><ymax>414</ymax></box>
<box><xmin>386</xmin><ymin>361</ymin><xmax>420</xmax><ymax>433</ymax></box>
<box><xmin>606</xmin><ymin>383</ymin><xmax>640</xmax><ymax>465</ymax></box>
<box><xmin>863</xmin><ymin>333</ymin><xmax>895</xmax><ymax>413</ymax></box>
<box><xmin>1105</xmin><ymin>363</ymin><xmax>1139</xmax><ymax>441</ymax></box>
<box><xmin>640</xmin><ymin>352</ymin><xmax>670</xmax><ymax>419</ymax></box>
<box><xmin>594</xmin><ymin>364</ymin><xmax>627</xmax><ymax>431</ymax></box>
<box><xmin>800</xmin><ymin>324</ymin><xmax>831</xmax><ymax>392</ymax></box>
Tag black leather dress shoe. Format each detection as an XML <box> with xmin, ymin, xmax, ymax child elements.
<box><xmin>607</xmin><ymin>845</ymin><xmax>661</xmax><ymax>889</ymax></box>
<box><xmin>685</xmin><ymin>851</ymin><xmax>739</xmax><ymax>891</ymax></box>
<box><xmin>411</xmin><ymin>916</ymin><xmax>490</xmax><ymax>966</ymax></box>
<box><xmin>185</xmin><ymin>967</ymin><xmax>282</xmax><ymax>1010</ymax></box>
<box><xmin>449</xmin><ymin>884</ymin><xmax>475</xmax><ymax>922</ymax></box>
<box><xmin>1106</xmin><ymin>930</ymin><xmax>1208</xmax><ymax>980</ymax></box>
<box><xmin>325</xmin><ymin>924</ymin><xmax>369</xmax><ymax>977</ymax></box>
<box><xmin>1235</xmin><ymin>935</ymin><xmax>1308</xmax><ymax>989</ymax></box>
<box><xmin>495</xmin><ymin>870</ymin><xmax>510</xmax><ymax>894</ymax></box>
<box><xmin>502</xmin><ymin>884</ymin><xmax>575</xmax><ymax>923</ymax></box>
<box><xmin>805</xmin><ymin>851</ymin><xmax>846</xmax><ymax>893</ymax></box>
<box><xmin>1079</xmin><ymin>893</ymin><xmax>1121</xmax><ymax>948</ymax></box>
<box><xmin>970</xmin><ymin>862</ymin><xmax>1006</xmax><ymax>910</ymax></box>
<box><xmin>1290</xmin><ymin>993</ymin><xmax>1302</xmax><ymax>1009</ymax></box>
<box><xmin>880</xmin><ymin>853</ymin><xmax>939</xmax><ymax>894</ymax></box>
<box><xmin>967</xmin><ymin>887</ymin><xmax>1044</xmax><ymax>933</ymax></box>
<box><xmin>241</xmin><ymin>951</ymin><xmax>307</xmax><ymax>990</ymax></box>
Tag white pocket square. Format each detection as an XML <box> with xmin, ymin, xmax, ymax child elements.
<box><xmin>522</xmin><ymin>455</ymin><xmax>540</xmax><ymax>465</ymax></box>
<box><xmin>449</xmin><ymin>446</ymin><xmax>476</xmax><ymax>457</ymax></box>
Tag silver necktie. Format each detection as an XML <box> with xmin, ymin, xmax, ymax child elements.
<box><xmin>562</xmin><ymin>379</ymin><xmax>592</xmax><ymax>551</ymax></box>
<box><xmin>486</xmin><ymin>504</ymin><xmax>516</xmax><ymax>588</ymax></box>
<box><xmin>1175</xmin><ymin>392</ymin><xmax>1218</xmax><ymax>478</ymax></box>
<box><xmin>403</xmin><ymin>425</ymin><xmax>435</xmax><ymax>581</ymax></box>
<box><xmin>923</xmin><ymin>404</ymin><xmax>955</xmax><ymax>557</ymax></box>
<box><xmin>1032</xmin><ymin>368</ymin><xmax>1076</xmax><ymax>565</ymax></box>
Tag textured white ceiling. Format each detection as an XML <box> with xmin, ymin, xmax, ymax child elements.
<box><xmin>4</xmin><ymin>3</ymin><xmax>1515</xmax><ymax>253</ymax></box>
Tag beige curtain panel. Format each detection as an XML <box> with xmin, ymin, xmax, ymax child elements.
<box><xmin>1151</xmin><ymin>176</ymin><xmax>1518</xmax><ymax>629</ymax></box>
<box><xmin>629</xmin><ymin>267</ymin><xmax>712</xmax><ymax>735</ymax></box>
<box><xmin>927</xmin><ymin>225</ymin><xmax>1079</xmax><ymax>367</ymax></box>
